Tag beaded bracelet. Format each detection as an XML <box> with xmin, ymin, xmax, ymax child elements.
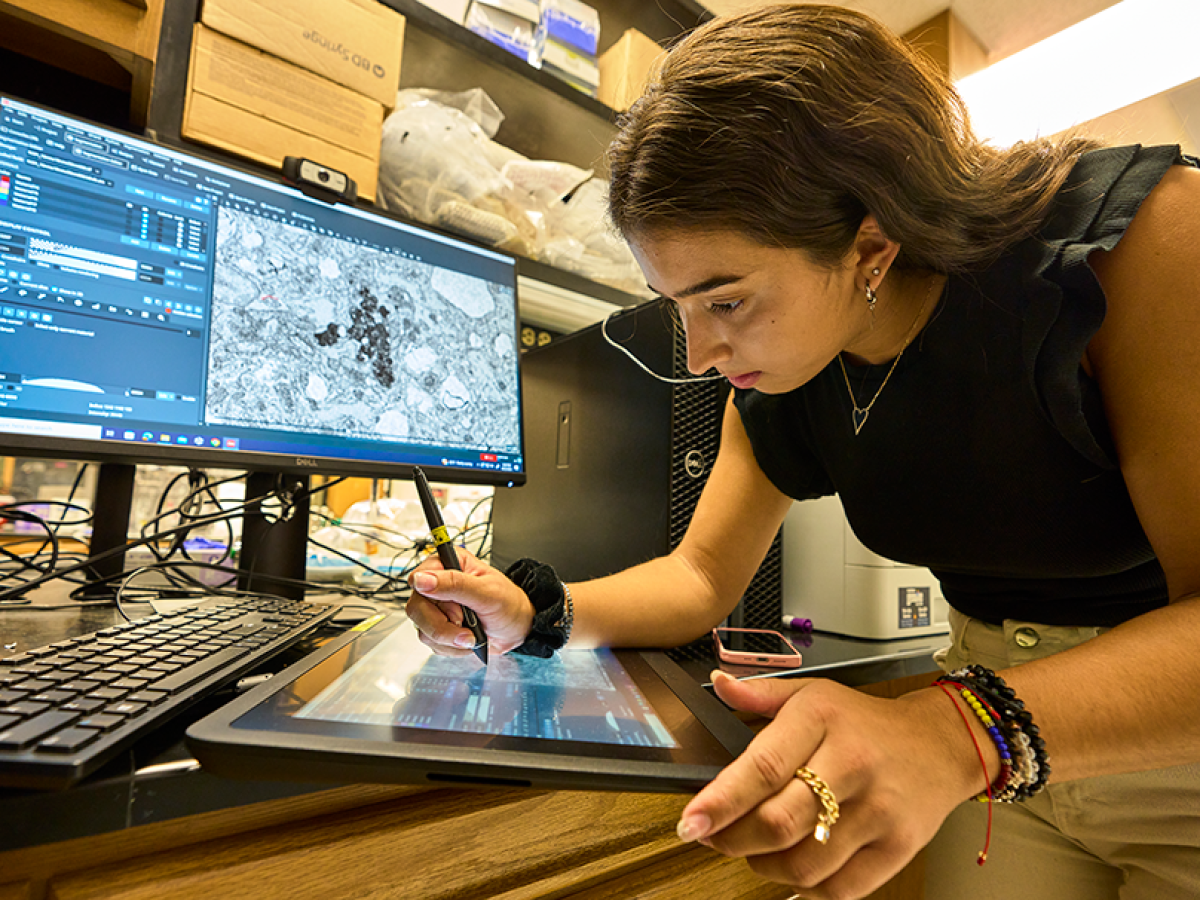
<box><xmin>504</xmin><ymin>557</ymin><xmax>573</xmax><ymax>658</ymax></box>
<box><xmin>941</xmin><ymin>682</ymin><xmax>1015</xmax><ymax>801</ymax></box>
<box><xmin>961</xmin><ymin>665</ymin><xmax>1051</xmax><ymax>801</ymax></box>
<box><xmin>934</xmin><ymin>666</ymin><xmax>1051</xmax><ymax>802</ymax></box>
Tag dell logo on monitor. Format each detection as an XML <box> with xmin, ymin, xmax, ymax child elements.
<box><xmin>296</xmin><ymin>458</ymin><xmax>321</xmax><ymax>468</ymax></box>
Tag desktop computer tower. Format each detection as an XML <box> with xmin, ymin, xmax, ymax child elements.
<box><xmin>491</xmin><ymin>302</ymin><xmax>783</xmax><ymax>647</ymax></box>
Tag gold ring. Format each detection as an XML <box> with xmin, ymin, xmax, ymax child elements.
<box><xmin>795</xmin><ymin>766</ymin><xmax>840</xmax><ymax>844</ymax></box>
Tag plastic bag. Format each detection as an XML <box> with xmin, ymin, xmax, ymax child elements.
<box><xmin>538</xmin><ymin>178</ymin><xmax>651</xmax><ymax>296</ymax></box>
<box><xmin>378</xmin><ymin>88</ymin><xmax>649</xmax><ymax>296</ymax></box>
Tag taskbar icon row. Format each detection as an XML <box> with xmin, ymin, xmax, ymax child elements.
<box><xmin>102</xmin><ymin>426</ymin><xmax>239</xmax><ymax>450</ymax></box>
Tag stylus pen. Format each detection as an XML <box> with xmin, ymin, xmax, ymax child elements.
<box><xmin>413</xmin><ymin>467</ymin><xmax>488</xmax><ymax>664</ymax></box>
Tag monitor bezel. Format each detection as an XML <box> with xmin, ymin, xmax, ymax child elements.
<box><xmin>0</xmin><ymin>93</ymin><xmax>526</xmax><ymax>488</ymax></box>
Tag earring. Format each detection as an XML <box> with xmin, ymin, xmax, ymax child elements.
<box><xmin>871</xmin><ymin>267</ymin><xmax>881</xmax><ymax>276</ymax></box>
<box><xmin>865</xmin><ymin>281</ymin><xmax>878</xmax><ymax>325</ymax></box>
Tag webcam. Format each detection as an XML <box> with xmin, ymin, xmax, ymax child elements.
<box><xmin>282</xmin><ymin>156</ymin><xmax>357</xmax><ymax>204</ymax></box>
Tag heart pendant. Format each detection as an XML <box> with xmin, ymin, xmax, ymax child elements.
<box><xmin>852</xmin><ymin>408</ymin><xmax>869</xmax><ymax>434</ymax></box>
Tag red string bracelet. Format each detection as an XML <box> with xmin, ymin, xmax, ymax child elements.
<box><xmin>935</xmin><ymin>682</ymin><xmax>993</xmax><ymax>864</ymax></box>
<box><xmin>938</xmin><ymin>680</ymin><xmax>1015</xmax><ymax>799</ymax></box>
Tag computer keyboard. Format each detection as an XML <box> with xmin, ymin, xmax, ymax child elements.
<box><xmin>0</xmin><ymin>594</ymin><xmax>340</xmax><ymax>790</ymax></box>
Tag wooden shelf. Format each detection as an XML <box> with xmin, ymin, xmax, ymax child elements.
<box><xmin>0</xmin><ymin>0</ymin><xmax>165</xmax><ymax>125</ymax></box>
<box><xmin>147</xmin><ymin>0</ymin><xmax>710</xmax><ymax>171</ymax></box>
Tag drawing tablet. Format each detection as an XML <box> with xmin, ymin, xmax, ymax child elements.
<box><xmin>186</xmin><ymin>613</ymin><xmax>754</xmax><ymax>793</ymax></box>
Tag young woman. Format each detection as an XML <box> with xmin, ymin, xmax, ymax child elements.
<box><xmin>407</xmin><ymin>5</ymin><xmax>1200</xmax><ymax>897</ymax></box>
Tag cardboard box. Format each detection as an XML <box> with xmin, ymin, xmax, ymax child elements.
<box><xmin>201</xmin><ymin>0</ymin><xmax>404</xmax><ymax>107</ymax></box>
<box><xmin>598</xmin><ymin>28</ymin><xmax>664</xmax><ymax>111</ymax></box>
<box><xmin>183</xmin><ymin>25</ymin><xmax>381</xmax><ymax>201</ymax></box>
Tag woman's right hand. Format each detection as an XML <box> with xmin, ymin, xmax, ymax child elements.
<box><xmin>405</xmin><ymin>547</ymin><xmax>535</xmax><ymax>657</ymax></box>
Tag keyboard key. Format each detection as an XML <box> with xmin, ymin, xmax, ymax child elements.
<box><xmin>77</xmin><ymin>713</ymin><xmax>125</xmax><ymax>732</ymax></box>
<box><xmin>1</xmin><ymin>700</ymin><xmax>51</xmax><ymax>718</ymax></box>
<box><xmin>29</xmin><ymin>690</ymin><xmax>75</xmax><ymax>705</ymax></box>
<box><xmin>38</xmin><ymin>727</ymin><xmax>100</xmax><ymax>753</ymax></box>
<box><xmin>56</xmin><ymin>652</ymin><xmax>96</xmax><ymax>667</ymax></box>
<box><xmin>110</xmin><ymin>678</ymin><xmax>152</xmax><ymax>692</ymax></box>
<box><xmin>0</xmin><ymin>710</ymin><xmax>79</xmax><ymax>749</ymax></box>
<box><xmin>12</xmin><ymin>679</ymin><xmax>56</xmax><ymax>694</ymax></box>
<box><xmin>39</xmin><ymin>670</ymin><xmax>79</xmax><ymax>684</ymax></box>
<box><xmin>11</xmin><ymin>664</ymin><xmax>52</xmax><ymax>676</ymax></box>
<box><xmin>154</xmin><ymin>647</ymin><xmax>250</xmax><ymax>694</ymax></box>
<box><xmin>104</xmin><ymin>701</ymin><xmax>147</xmax><ymax>718</ymax></box>
<box><xmin>61</xmin><ymin>698</ymin><xmax>105</xmax><ymax>714</ymax></box>
<box><xmin>128</xmin><ymin>689</ymin><xmax>168</xmax><ymax>705</ymax></box>
<box><xmin>60</xmin><ymin>679</ymin><xmax>101</xmax><ymax>694</ymax></box>
<box><xmin>86</xmin><ymin>687</ymin><xmax>128</xmax><ymax>702</ymax></box>
<box><xmin>63</xmin><ymin>662</ymin><xmax>101</xmax><ymax>675</ymax></box>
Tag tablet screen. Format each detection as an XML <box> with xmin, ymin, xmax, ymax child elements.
<box><xmin>294</xmin><ymin>617</ymin><xmax>679</xmax><ymax>749</ymax></box>
<box><xmin>188</xmin><ymin>613</ymin><xmax>753</xmax><ymax>791</ymax></box>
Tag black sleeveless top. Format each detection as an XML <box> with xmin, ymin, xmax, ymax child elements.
<box><xmin>733</xmin><ymin>145</ymin><xmax>1196</xmax><ymax>627</ymax></box>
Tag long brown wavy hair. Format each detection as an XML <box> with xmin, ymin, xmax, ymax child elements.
<box><xmin>607</xmin><ymin>4</ymin><xmax>1098</xmax><ymax>272</ymax></box>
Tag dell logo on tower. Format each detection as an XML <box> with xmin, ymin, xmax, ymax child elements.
<box><xmin>684</xmin><ymin>449</ymin><xmax>707</xmax><ymax>479</ymax></box>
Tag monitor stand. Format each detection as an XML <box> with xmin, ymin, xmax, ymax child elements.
<box><xmin>81</xmin><ymin>461</ymin><xmax>136</xmax><ymax>600</ymax></box>
<box><xmin>238</xmin><ymin>472</ymin><xmax>310</xmax><ymax>602</ymax></box>
<box><xmin>83</xmin><ymin>466</ymin><xmax>310</xmax><ymax>602</ymax></box>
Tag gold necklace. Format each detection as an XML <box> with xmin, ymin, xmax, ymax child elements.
<box><xmin>837</xmin><ymin>275</ymin><xmax>940</xmax><ymax>435</ymax></box>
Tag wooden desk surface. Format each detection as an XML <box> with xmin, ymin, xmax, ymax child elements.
<box><xmin>2</xmin><ymin>781</ymin><xmax>797</xmax><ymax>900</ymax></box>
<box><xmin>0</xmin><ymin>669</ymin><xmax>935</xmax><ymax>900</ymax></box>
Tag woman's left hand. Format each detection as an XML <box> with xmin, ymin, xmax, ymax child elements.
<box><xmin>677</xmin><ymin>672</ymin><xmax>985</xmax><ymax>899</ymax></box>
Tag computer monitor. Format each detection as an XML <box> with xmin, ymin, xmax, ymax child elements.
<box><xmin>0</xmin><ymin>95</ymin><xmax>525</xmax><ymax>595</ymax></box>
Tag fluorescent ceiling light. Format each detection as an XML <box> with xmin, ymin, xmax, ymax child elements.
<box><xmin>956</xmin><ymin>0</ymin><xmax>1200</xmax><ymax>146</ymax></box>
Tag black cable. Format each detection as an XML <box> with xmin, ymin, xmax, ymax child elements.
<box><xmin>309</xmin><ymin>509</ymin><xmax>416</xmax><ymax>553</ymax></box>
<box><xmin>141</xmin><ymin>470</ymin><xmax>239</xmax><ymax>594</ymax></box>
<box><xmin>4</xmin><ymin>472</ymin><xmax>369</xmax><ymax>609</ymax></box>
<box><xmin>0</xmin><ymin>500</ymin><xmax>95</xmax><ymax>588</ymax></box>
<box><xmin>306</xmin><ymin>534</ymin><xmax>405</xmax><ymax>588</ymax></box>
<box><xmin>0</xmin><ymin>501</ymin><xmax>250</xmax><ymax>604</ymax></box>
<box><xmin>49</xmin><ymin>464</ymin><xmax>91</xmax><ymax>537</ymax></box>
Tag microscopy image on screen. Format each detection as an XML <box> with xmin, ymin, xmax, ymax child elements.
<box><xmin>204</xmin><ymin>205</ymin><xmax>520</xmax><ymax>453</ymax></box>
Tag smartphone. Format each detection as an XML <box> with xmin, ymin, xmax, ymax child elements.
<box><xmin>712</xmin><ymin>627</ymin><xmax>803</xmax><ymax>668</ymax></box>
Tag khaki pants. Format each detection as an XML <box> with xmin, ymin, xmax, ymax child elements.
<box><xmin>925</xmin><ymin>610</ymin><xmax>1200</xmax><ymax>899</ymax></box>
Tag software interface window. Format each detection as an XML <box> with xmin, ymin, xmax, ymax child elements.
<box><xmin>0</xmin><ymin>96</ymin><xmax>523</xmax><ymax>478</ymax></box>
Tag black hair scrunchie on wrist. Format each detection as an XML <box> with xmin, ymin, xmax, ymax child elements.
<box><xmin>505</xmin><ymin>557</ymin><xmax>570</xmax><ymax>658</ymax></box>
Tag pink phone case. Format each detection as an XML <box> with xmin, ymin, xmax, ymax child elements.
<box><xmin>712</xmin><ymin>627</ymin><xmax>803</xmax><ymax>668</ymax></box>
